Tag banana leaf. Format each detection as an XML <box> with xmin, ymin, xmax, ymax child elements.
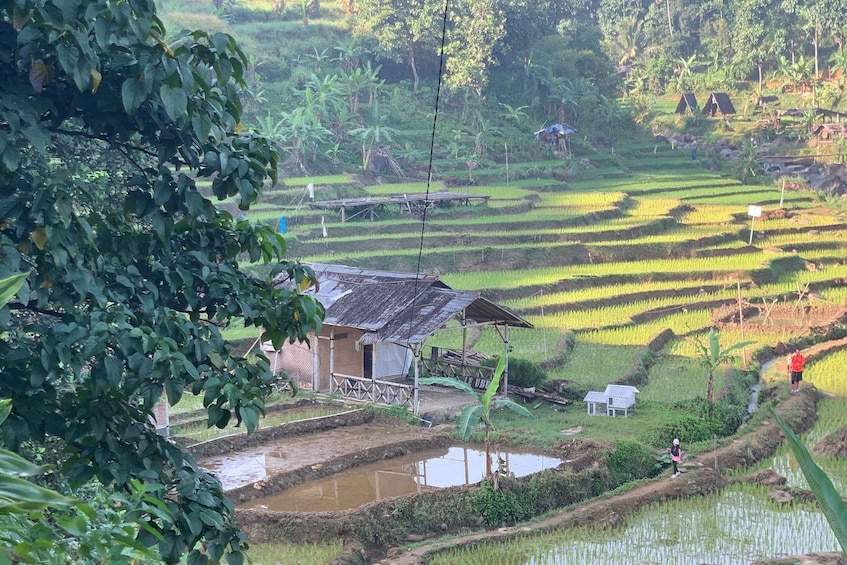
<box><xmin>0</xmin><ymin>272</ymin><xmax>27</xmax><ymax>308</ymax></box>
<box><xmin>769</xmin><ymin>404</ymin><xmax>847</xmax><ymax>554</ymax></box>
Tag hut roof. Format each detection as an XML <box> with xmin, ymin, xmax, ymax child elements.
<box><xmin>275</xmin><ymin>263</ymin><xmax>531</xmax><ymax>345</ymax></box>
<box><xmin>674</xmin><ymin>93</ymin><xmax>698</xmax><ymax>114</ymax></box>
<box><xmin>702</xmin><ymin>92</ymin><xmax>736</xmax><ymax>116</ymax></box>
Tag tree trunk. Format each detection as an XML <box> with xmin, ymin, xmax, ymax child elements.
<box><xmin>665</xmin><ymin>0</ymin><xmax>673</xmax><ymax>37</ymax></box>
<box><xmin>707</xmin><ymin>370</ymin><xmax>715</xmax><ymax>403</ymax></box>
<box><xmin>408</xmin><ymin>40</ymin><xmax>419</xmax><ymax>93</ymax></box>
<box><xmin>814</xmin><ymin>19</ymin><xmax>819</xmax><ymax>80</ymax></box>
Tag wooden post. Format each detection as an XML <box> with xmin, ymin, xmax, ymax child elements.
<box><xmin>503</xmin><ymin>325</ymin><xmax>510</xmax><ymax>397</ymax></box>
<box><xmin>505</xmin><ymin>142</ymin><xmax>509</xmax><ymax>184</ymax></box>
<box><xmin>738</xmin><ymin>281</ymin><xmax>747</xmax><ymax>367</ymax></box>
<box><xmin>780</xmin><ymin>179</ymin><xmax>785</xmax><ymax>208</ymax></box>
<box><xmin>412</xmin><ymin>344</ymin><xmax>421</xmax><ymax>416</ymax></box>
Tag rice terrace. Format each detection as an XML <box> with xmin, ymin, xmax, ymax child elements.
<box><xmin>6</xmin><ymin>1</ymin><xmax>847</xmax><ymax>565</ymax></box>
<box><xmin>205</xmin><ymin>137</ymin><xmax>847</xmax><ymax>565</ymax></box>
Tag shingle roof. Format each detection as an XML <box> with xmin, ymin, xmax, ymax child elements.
<box><xmin>276</xmin><ymin>263</ymin><xmax>532</xmax><ymax>345</ymax></box>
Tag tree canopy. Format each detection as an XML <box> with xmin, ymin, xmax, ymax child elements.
<box><xmin>0</xmin><ymin>0</ymin><xmax>323</xmax><ymax>562</ymax></box>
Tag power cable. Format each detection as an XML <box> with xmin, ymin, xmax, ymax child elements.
<box><xmin>406</xmin><ymin>0</ymin><xmax>450</xmax><ymax>346</ymax></box>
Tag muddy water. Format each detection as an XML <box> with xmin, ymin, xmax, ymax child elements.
<box><xmin>199</xmin><ymin>420</ymin><xmax>433</xmax><ymax>491</ymax></box>
<box><xmin>239</xmin><ymin>445</ymin><xmax>562</xmax><ymax>512</ymax></box>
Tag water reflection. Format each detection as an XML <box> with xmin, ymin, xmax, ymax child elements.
<box><xmin>240</xmin><ymin>445</ymin><xmax>562</xmax><ymax>512</ymax></box>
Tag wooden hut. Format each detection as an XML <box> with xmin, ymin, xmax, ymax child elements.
<box><xmin>674</xmin><ymin>93</ymin><xmax>698</xmax><ymax>115</ymax></box>
<box><xmin>702</xmin><ymin>93</ymin><xmax>736</xmax><ymax>117</ymax></box>
<box><xmin>268</xmin><ymin>263</ymin><xmax>532</xmax><ymax>414</ymax></box>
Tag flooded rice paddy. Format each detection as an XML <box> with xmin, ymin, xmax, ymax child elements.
<box><xmin>431</xmin><ymin>395</ymin><xmax>847</xmax><ymax>564</ymax></box>
<box><xmin>199</xmin><ymin>420</ymin><xmax>434</xmax><ymax>490</ymax></box>
<box><xmin>239</xmin><ymin>445</ymin><xmax>562</xmax><ymax>512</ymax></box>
<box><xmin>430</xmin><ymin>484</ymin><xmax>838</xmax><ymax>565</ymax></box>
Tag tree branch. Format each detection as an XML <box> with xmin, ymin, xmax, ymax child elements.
<box><xmin>7</xmin><ymin>302</ymin><xmax>72</xmax><ymax>321</ymax></box>
<box><xmin>53</xmin><ymin>128</ymin><xmax>159</xmax><ymax>159</ymax></box>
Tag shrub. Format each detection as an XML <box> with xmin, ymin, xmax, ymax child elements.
<box><xmin>482</xmin><ymin>356</ymin><xmax>547</xmax><ymax>389</ymax></box>
<box><xmin>605</xmin><ymin>440</ymin><xmax>660</xmax><ymax>487</ymax></box>
<box><xmin>471</xmin><ymin>478</ymin><xmax>524</xmax><ymax>526</ymax></box>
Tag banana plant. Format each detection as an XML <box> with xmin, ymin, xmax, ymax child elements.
<box><xmin>769</xmin><ymin>405</ymin><xmax>847</xmax><ymax>554</ymax></box>
<box><xmin>693</xmin><ymin>327</ymin><xmax>755</xmax><ymax>403</ymax></box>
<box><xmin>420</xmin><ymin>356</ymin><xmax>533</xmax><ymax>486</ymax></box>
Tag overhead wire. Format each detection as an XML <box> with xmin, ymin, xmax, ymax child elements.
<box><xmin>406</xmin><ymin>0</ymin><xmax>450</xmax><ymax>346</ymax></box>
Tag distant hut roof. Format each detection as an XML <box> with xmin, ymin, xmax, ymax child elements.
<box><xmin>275</xmin><ymin>263</ymin><xmax>532</xmax><ymax>346</ymax></box>
<box><xmin>812</xmin><ymin>123</ymin><xmax>845</xmax><ymax>139</ymax></box>
<box><xmin>702</xmin><ymin>93</ymin><xmax>736</xmax><ymax>117</ymax></box>
<box><xmin>756</xmin><ymin>95</ymin><xmax>779</xmax><ymax>106</ymax></box>
<box><xmin>674</xmin><ymin>93</ymin><xmax>698</xmax><ymax>114</ymax></box>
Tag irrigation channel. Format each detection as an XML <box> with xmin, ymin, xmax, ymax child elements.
<box><xmin>239</xmin><ymin>445</ymin><xmax>562</xmax><ymax>512</ymax></box>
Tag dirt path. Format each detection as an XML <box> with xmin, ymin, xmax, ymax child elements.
<box><xmin>761</xmin><ymin>337</ymin><xmax>847</xmax><ymax>384</ymax></box>
<box><xmin>378</xmin><ymin>387</ymin><xmax>820</xmax><ymax>565</ymax></box>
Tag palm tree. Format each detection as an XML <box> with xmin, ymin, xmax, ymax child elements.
<box><xmin>498</xmin><ymin>103</ymin><xmax>529</xmax><ymax>126</ymax></box>
<box><xmin>608</xmin><ymin>15</ymin><xmax>647</xmax><ymax>67</ymax></box>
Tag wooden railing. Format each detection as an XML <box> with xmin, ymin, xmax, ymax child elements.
<box><xmin>331</xmin><ymin>373</ymin><xmax>413</xmax><ymax>409</ymax></box>
<box><xmin>419</xmin><ymin>358</ymin><xmax>494</xmax><ymax>390</ymax></box>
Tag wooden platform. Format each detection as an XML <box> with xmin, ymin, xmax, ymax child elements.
<box><xmin>308</xmin><ymin>191</ymin><xmax>490</xmax><ymax>222</ymax></box>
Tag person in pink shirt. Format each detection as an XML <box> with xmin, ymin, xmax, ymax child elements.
<box><xmin>669</xmin><ymin>438</ymin><xmax>682</xmax><ymax>478</ymax></box>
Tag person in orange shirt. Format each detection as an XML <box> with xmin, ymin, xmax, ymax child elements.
<box><xmin>788</xmin><ymin>350</ymin><xmax>806</xmax><ymax>394</ymax></box>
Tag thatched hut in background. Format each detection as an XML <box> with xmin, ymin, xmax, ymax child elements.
<box><xmin>702</xmin><ymin>93</ymin><xmax>736</xmax><ymax>117</ymax></box>
<box><xmin>674</xmin><ymin>93</ymin><xmax>698</xmax><ymax>115</ymax></box>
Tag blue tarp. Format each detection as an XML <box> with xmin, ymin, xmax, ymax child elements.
<box><xmin>534</xmin><ymin>123</ymin><xmax>577</xmax><ymax>145</ymax></box>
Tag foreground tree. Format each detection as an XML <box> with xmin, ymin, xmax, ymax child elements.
<box><xmin>0</xmin><ymin>1</ymin><xmax>323</xmax><ymax>563</ymax></box>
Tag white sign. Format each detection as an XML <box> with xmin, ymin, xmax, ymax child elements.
<box><xmin>748</xmin><ymin>205</ymin><xmax>762</xmax><ymax>217</ymax></box>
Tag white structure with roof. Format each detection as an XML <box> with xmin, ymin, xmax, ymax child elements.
<box><xmin>583</xmin><ymin>384</ymin><xmax>639</xmax><ymax>417</ymax></box>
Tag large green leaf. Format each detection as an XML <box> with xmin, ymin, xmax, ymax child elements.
<box><xmin>0</xmin><ymin>448</ymin><xmax>52</xmax><ymax>478</ymax></box>
<box><xmin>161</xmin><ymin>85</ymin><xmax>188</xmax><ymax>121</ymax></box>
<box><xmin>455</xmin><ymin>405</ymin><xmax>484</xmax><ymax>441</ymax></box>
<box><xmin>769</xmin><ymin>405</ymin><xmax>847</xmax><ymax>554</ymax></box>
<box><xmin>0</xmin><ymin>399</ymin><xmax>10</xmax><ymax>425</ymax></box>
<box><xmin>0</xmin><ymin>272</ymin><xmax>28</xmax><ymax>308</ymax></box>
<box><xmin>418</xmin><ymin>377</ymin><xmax>475</xmax><ymax>396</ymax></box>
<box><xmin>0</xmin><ymin>475</ymin><xmax>75</xmax><ymax>508</ymax></box>
<box><xmin>491</xmin><ymin>399</ymin><xmax>534</xmax><ymax>419</ymax></box>
<box><xmin>481</xmin><ymin>355</ymin><xmax>506</xmax><ymax>411</ymax></box>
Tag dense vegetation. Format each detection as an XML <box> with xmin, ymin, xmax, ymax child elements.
<box><xmin>3</xmin><ymin>0</ymin><xmax>847</xmax><ymax>563</ymax></box>
<box><xmin>155</xmin><ymin>0</ymin><xmax>847</xmax><ymax>176</ymax></box>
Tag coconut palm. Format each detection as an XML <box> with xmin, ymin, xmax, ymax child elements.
<box><xmin>498</xmin><ymin>103</ymin><xmax>529</xmax><ymax>126</ymax></box>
